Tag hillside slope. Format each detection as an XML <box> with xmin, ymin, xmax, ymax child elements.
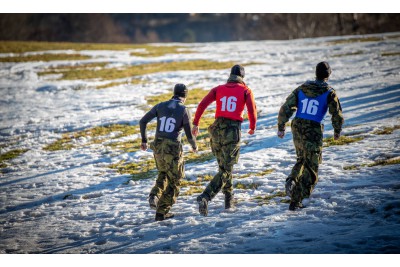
<box><xmin>0</xmin><ymin>33</ymin><xmax>400</xmax><ymax>254</ymax></box>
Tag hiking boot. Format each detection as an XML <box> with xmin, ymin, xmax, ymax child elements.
<box><xmin>224</xmin><ymin>193</ymin><xmax>234</xmax><ymax>209</ymax></box>
<box><xmin>289</xmin><ymin>201</ymin><xmax>304</xmax><ymax>211</ymax></box>
<box><xmin>197</xmin><ymin>193</ymin><xmax>210</xmax><ymax>216</ymax></box>
<box><xmin>149</xmin><ymin>195</ymin><xmax>159</xmax><ymax>210</ymax></box>
<box><xmin>285</xmin><ymin>180</ymin><xmax>296</xmax><ymax>198</ymax></box>
<box><xmin>155</xmin><ymin>212</ymin><xmax>174</xmax><ymax>221</ymax></box>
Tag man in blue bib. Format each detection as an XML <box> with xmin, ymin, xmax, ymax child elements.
<box><xmin>277</xmin><ymin>62</ymin><xmax>344</xmax><ymax>211</ymax></box>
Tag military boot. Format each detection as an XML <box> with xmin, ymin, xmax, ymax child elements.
<box><xmin>149</xmin><ymin>195</ymin><xmax>159</xmax><ymax>210</ymax></box>
<box><xmin>289</xmin><ymin>201</ymin><xmax>304</xmax><ymax>211</ymax></box>
<box><xmin>197</xmin><ymin>193</ymin><xmax>210</xmax><ymax>216</ymax></box>
<box><xmin>224</xmin><ymin>193</ymin><xmax>234</xmax><ymax>209</ymax></box>
<box><xmin>155</xmin><ymin>212</ymin><xmax>174</xmax><ymax>221</ymax></box>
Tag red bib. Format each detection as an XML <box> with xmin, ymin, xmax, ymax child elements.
<box><xmin>215</xmin><ymin>83</ymin><xmax>247</xmax><ymax>121</ymax></box>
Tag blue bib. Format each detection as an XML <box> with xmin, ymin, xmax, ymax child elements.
<box><xmin>295</xmin><ymin>89</ymin><xmax>332</xmax><ymax>123</ymax></box>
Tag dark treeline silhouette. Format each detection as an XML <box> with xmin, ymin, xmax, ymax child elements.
<box><xmin>1</xmin><ymin>14</ymin><xmax>399</xmax><ymax>43</ymax></box>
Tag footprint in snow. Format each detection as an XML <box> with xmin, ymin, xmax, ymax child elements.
<box><xmin>95</xmin><ymin>239</ymin><xmax>108</xmax><ymax>245</ymax></box>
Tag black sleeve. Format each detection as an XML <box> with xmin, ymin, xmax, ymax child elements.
<box><xmin>139</xmin><ymin>105</ymin><xmax>157</xmax><ymax>143</ymax></box>
<box><xmin>183</xmin><ymin>108</ymin><xmax>197</xmax><ymax>149</ymax></box>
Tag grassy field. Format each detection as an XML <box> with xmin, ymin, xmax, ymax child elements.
<box><xmin>39</xmin><ymin>60</ymin><xmax>239</xmax><ymax>81</ymax></box>
<box><xmin>0</xmin><ymin>41</ymin><xmax>193</xmax><ymax>64</ymax></box>
<box><xmin>0</xmin><ymin>41</ymin><xmax>190</xmax><ymax>54</ymax></box>
<box><xmin>0</xmin><ymin>53</ymin><xmax>92</xmax><ymax>63</ymax></box>
<box><xmin>14</xmin><ymin>39</ymin><xmax>398</xmax><ymax>185</ymax></box>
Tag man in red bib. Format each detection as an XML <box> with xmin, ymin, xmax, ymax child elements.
<box><xmin>192</xmin><ymin>65</ymin><xmax>257</xmax><ymax>216</ymax></box>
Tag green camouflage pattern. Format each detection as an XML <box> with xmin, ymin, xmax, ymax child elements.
<box><xmin>286</xmin><ymin>118</ymin><xmax>323</xmax><ymax>202</ymax></box>
<box><xmin>149</xmin><ymin>138</ymin><xmax>184</xmax><ymax>215</ymax></box>
<box><xmin>203</xmin><ymin>117</ymin><xmax>241</xmax><ymax>199</ymax></box>
<box><xmin>277</xmin><ymin>80</ymin><xmax>344</xmax><ymax>203</ymax></box>
<box><xmin>277</xmin><ymin>81</ymin><xmax>344</xmax><ymax>133</ymax></box>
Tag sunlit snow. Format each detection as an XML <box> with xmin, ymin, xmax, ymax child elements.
<box><xmin>1</xmin><ymin>33</ymin><xmax>399</xmax><ymax>253</ymax></box>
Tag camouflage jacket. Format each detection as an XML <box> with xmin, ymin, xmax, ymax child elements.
<box><xmin>277</xmin><ymin>80</ymin><xmax>344</xmax><ymax>134</ymax></box>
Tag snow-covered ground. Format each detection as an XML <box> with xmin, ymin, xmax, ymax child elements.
<box><xmin>1</xmin><ymin>33</ymin><xmax>400</xmax><ymax>254</ymax></box>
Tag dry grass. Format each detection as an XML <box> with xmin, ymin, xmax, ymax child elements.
<box><xmin>323</xmin><ymin>135</ymin><xmax>365</xmax><ymax>147</ymax></box>
<box><xmin>234</xmin><ymin>182</ymin><xmax>262</xmax><ymax>190</ymax></box>
<box><xmin>368</xmin><ymin>157</ymin><xmax>400</xmax><ymax>167</ymax></box>
<box><xmin>130</xmin><ymin>45</ymin><xmax>193</xmax><ymax>57</ymax></box>
<box><xmin>343</xmin><ymin>165</ymin><xmax>360</xmax><ymax>170</ymax></box>
<box><xmin>181</xmin><ymin>186</ymin><xmax>204</xmax><ymax>196</ymax></box>
<box><xmin>0</xmin><ymin>41</ymin><xmax>175</xmax><ymax>54</ymax></box>
<box><xmin>0</xmin><ymin>53</ymin><xmax>91</xmax><ymax>63</ymax></box>
<box><xmin>344</xmin><ymin>157</ymin><xmax>400</xmax><ymax>171</ymax></box>
<box><xmin>381</xmin><ymin>52</ymin><xmax>400</xmax><ymax>57</ymax></box>
<box><xmin>179</xmin><ymin>174</ymin><xmax>215</xmax><ymax>196</ymax></box>
<box><xmin>39</xmin><ymin>60</ymin><xmax>238</xmax><ymax>81</ymax></box>
<box><xmin>43</xmin><ymin>124</ymin><xmax>141</xmax><ymax>151</ymax></box>
<box><xmin>95</xmin><ymin>79</ymin><xmax>142</xmax><ymax>90</ymax></box>
<box><xmin>372</xmin><ymin>125</ymin><xmax>400</xmax><ymax>135</ymax></box>
<box><xmin>331</xmin><ymin>51</ymin><xmax>365</xmax><ymax>58</ymax></box>
<box><xmin>253</xmin><ymin>190</ymin><xmax>287</xmax><ymax>205</ymax></box>
<box><xmin>326</xmin><ymin>36</ymin><xmax>384</xmax><ymax>45</ymax></box>
<box><xmin>238</xmin><ymin>169</ymin><xmax>274</xmax><ymax>179</ymax></box>
<box><xmin>0</xmin><ymin>149</ymin><xmax>29</xmax><ymax>168</ymax></box>
<box><xmin>109</xmin><ymin>158</ymin><xmax>157</xmax><ymax>181</ymax></box>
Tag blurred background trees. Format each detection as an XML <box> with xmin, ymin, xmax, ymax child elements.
<box><xmin>0</xmin><ymin>13</ymin><xmax>399</xmax><ymax>43</ymax></box>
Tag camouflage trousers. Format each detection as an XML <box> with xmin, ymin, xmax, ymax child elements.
<box><xmin>149</xmin><ymin>138</ymin><xmax>184</xmax><ymax>215</ymax></box>
<box><xmin>203</xmin><ymin>117</ymin><xmax>241</xmax><ymax>200</ymax></box>
<box><xmin>287</xmin><ymin>118</ymin><xmax>323</xmax><ymax>203</ymax></box>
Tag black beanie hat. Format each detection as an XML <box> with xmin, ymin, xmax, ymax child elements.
<box><xmin>230</xmin><ymin>64</ymin><xmax>245</xmax><ymax>78</ymax></box>
<box><xmin>316</xmin><ymin>61</ymin><xmax>332</xmax><ymax>80</ymax></box>
<box><xmin>173</xmin><ymin>83</ymin><xmax>188</xmax><ymax>98</ymax></box>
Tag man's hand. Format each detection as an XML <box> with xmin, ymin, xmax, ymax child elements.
<box><xmin>192</xmin><ymin>125</ymin><xmax>199</xmax><ymax>137</ymax></box>
<box><xmin>277</xmin><ymin>130</ymin><xmax>285</xmax><ymax>139</ymax></box>
<box><xmin>248</xmin><ymin>129</ymin><xmax>255</xmax><ymax>135</ymax></box>
<box><xmin>334</xmin><ymin>132</ymin><xmax>340</xmax><ymax>140</ymax></box>
<box><xmin>140</xmin><ymin>143</ymin><xmax>148</xmax><ymax>151</ymax></box>
<box><xmin>192</xmin><ymin>146</ymin><xmax>198</xmax><ymax>153</ymax></box>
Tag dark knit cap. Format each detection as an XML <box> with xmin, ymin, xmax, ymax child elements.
<box><xmin>173</xmin><ymin>83</ymin><xmax>188</xmax><ymax>98</ymax></box>
<box><xmin>316</xmin><ymin>61</ymin><xmax>332</xmax><ymax>80</ymax></box>
<box><xmin>230</xmin><ymin>64</ymin><xmax>245</xmax><ymax>78</ymax></box>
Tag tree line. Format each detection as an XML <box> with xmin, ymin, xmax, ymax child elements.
<box><xmin>0</xmin><ymin>14</ymin><xmax>399</xmax><ymax>43</ymax></box>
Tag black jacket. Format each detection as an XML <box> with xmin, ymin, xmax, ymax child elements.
<box><xmin>140</xmin><ymin>97</ymin><xmax>197</xmax><ymax>149</ymax></box>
